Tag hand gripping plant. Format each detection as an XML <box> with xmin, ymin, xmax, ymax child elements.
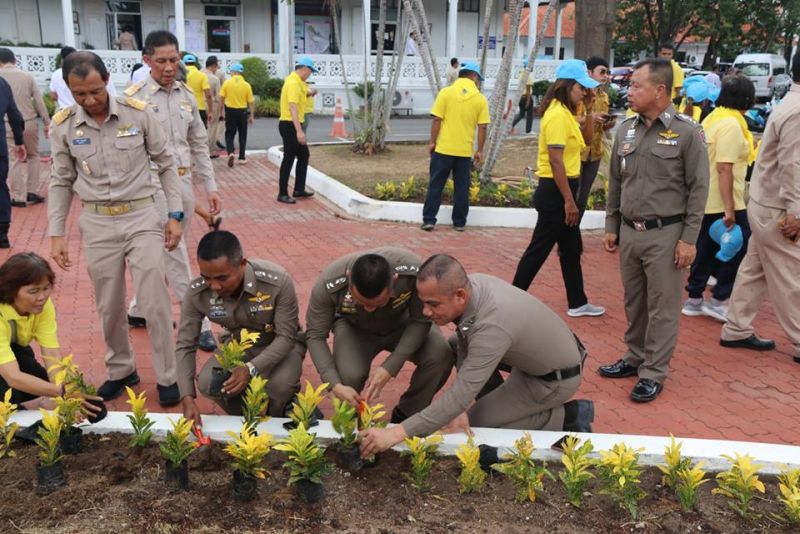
<box><xmin>125</xmin><ymin>386</ymin><xmax>155</xmax><ymax>449</ymax></box>
<box><xmin>778</xmin><ymin>467</ymin><xmax>800</xmax><ymax>526</ymax></box>
<box><xmin>0</xmin><ymin>389</ymin><xmax>19</xmax><ymax>459</ymax></box>
<box><xmin>357</xmin><ymin>400</ymin><xmax>386</xmax><ymax>465</ymax></box>
<box><xmin>286</xmin><ymin>381</ymin><xmax>328</xmax><ymax>430</ymax></box>
<box><xmin>224</xmin><ymin>423</ymin><xmax>273</xmax><ymax>502</ymax></box>
<box><xmin>47</xmin><ymin>354</ymin><xmax>106</xmax><ymax>423</ymax></box>
<box><xmin>55</xmin><ymin>395</ymin><xmax>84</xmax><ymax>454</ymax></box>
<box><xmin>241</xmin><ymin>375</ymin><xmax>270</xmax><ymax>434</ymax></box>
<box><xmin>274</xmin><ymin>423</ymin><xmax>331</xmax><ymax>503</ymax></box>
<box><xmin>402</xmin><ymin>434</ymin><xmax>443</xmax><ymax>490</ymax></box>
<box><xmin>34</xmin><ymin>408</ymin><xmax>66</xmax><ymax>494</ymax></box>
<box><xmin>160</xmin><ymin>416</ymin><xmax>199</xmax><ymax>490</ymax></box>
<box><xmin>558</xmin><ymin>435</ymin><xmax>595</xmax><ymax>508</ymax></box>
<box><xmin>597</xmin><ymin>443</ymin><xmax>647</xmax><ymax>520</ymax></box>
<box><xmin>331</xmin><ymin>398</ymin><xmax>361</xmax><ymax>471</ymax></box>
<box><xmin>455</xmin><ymin>437</ymin><xmax>486</xmax><ymax>494</ymax></box>
<box><xmin>712</xmin><ymin>453</ymin><xmax>766</xmax><ymax>519</ymax></box>
<box><xmin>492</xmin><ymin>433</ymin><xmax>554</xmax><ymax>503</ymax></box>
<box><xmin>657</xmin><ymin>434</ymin><xmax>692</xmax><ymax>489</ymax></box>
<box><xmin>211</xmin><ymin>329</ymin><xmax>260</xmax><ymax>397</ymax></box>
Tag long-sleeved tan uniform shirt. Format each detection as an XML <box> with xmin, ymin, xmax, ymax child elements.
<box><xmin>0</xmin><ymin>65</ymin><xmax>48</xmax><ymax>121</ymax></box>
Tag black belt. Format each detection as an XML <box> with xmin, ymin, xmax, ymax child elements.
<box><xmin>622</xmin><ymin>214</ymin><xmax>683</xmax><ymax>232</ymax></box>
<box><xmin>538</xmin><ymin>364</ymin><xmax>581</xmax><ymax>382</ymax></box>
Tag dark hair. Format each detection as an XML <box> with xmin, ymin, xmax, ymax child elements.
<box><xmin>350</xmin><ymin>254</ymin><xmax>392</xmax><ymax>299</ymax></box>
<box><xmin>62</xmin><ymin>51</ymin><xmax>109</xmax><ymax>84</ymax></box>
<box><xmin>130</xmin><ymin>63</ymin><xmax>143</xmax><ymax>79</ymax></box>
<box><xmin>60</xmin><ymin>46</ymin><xmax>76</xmax><ymax>60</ymax></box>
<box><xmin>418</xmin><ymin>254</ymin><xmax>468</xmax><ymax>292</ymax></box>
<box><xmin>658</xmin><ymin>43</ymin><xmax>674</xmax><ymax>52</ymax></box>
<box><xmin>793</xmin><ymin>52</ymin><xmax>800</xmax><ymax>83</ymax></box>
<box><xmin>450</xmin><ymin>57</ymin><xmax>459</xmax><ymax>67</ymax></box>
<box><xmin>143</xmin><ymin>30</ymin><xmax>179</xmax><ymax>56</ymax></box>
<box><xmin>0</xmin><ymin>48</ymin><xmax>15</xmax><ymax>64</ymax></box>
<box><xmin>206</xmin><ymin>55</ymin><xmax>219</xmax><ymax>68</ymax></box>
<box><xmin>633</xmin><ymin>57</ymin><xmax>673</xmax><ymax>92</ymax></box>
<box><xmin>586</xmin><ymin>56</ymin><xmax>609</xmax><ymax>71</ymax></box>
<box><xmin>0</xmin><ymin>253</ymin><xmax>56</xmax><ymax>304</ymax></box>
<box><xmin>197</xmin><ymin>231</ymin><xmax>243</xmax><ymax>264</ymax></box>
<box><xmin>716</xmin><ymin>74</ymin><xmax>755</xmax><ymax>111</ymax></box>
<box><xmin>537</xmin><ymin>78</ymin><xmax>580</xmax><ymax>116</ymax></box>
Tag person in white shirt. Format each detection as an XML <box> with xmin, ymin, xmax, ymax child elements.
<box><xmin>405</xmin><ymin>32</ymin><xmax>417</xmax><ymax>57</ymax></box>
<box><xmin>49</xmin><ymin>47</ymin><xmax>116</xmax><ymax>108</ymax></box>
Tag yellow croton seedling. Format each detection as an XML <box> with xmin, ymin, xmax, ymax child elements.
<box><xmin>0</xmin><ymin>389</ymin><xmax>18</xmax><ymax>459</ymax></box>
<box><xmin>215</xmin><ymin>329</ymin><xmax>261</xmax><ymax>371</ymax></box>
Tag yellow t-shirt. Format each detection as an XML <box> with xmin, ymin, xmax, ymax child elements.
<box><xmin>430</xmin><ymin>78</ymin><xmax>490</xmax><ymax>158</ymax></box>
<box><xmin>537</xmin><ymin>100</ymin><xmax>585</xmax><ymax>178</ymax></box>
<box><xmin>220</xmin><ymin>74</ymin><xmax>254</xmax><ymax>110</ymax></box>
<box><xmin>702</xmin><ymin>115</ymin><xmax>749</xmax><ymax>213</ymax></box>
<box><xmin>671</xmin><ymin>60</ymin><xmax>684</xmax><ymax>100</ymax></box>
<box><xmin>0</xmin><ymin>299</ymin><xmax>59</xmax><ymax>366</ymax></box>
<box><xmin>304</xmin><ymin>94</ymin><xmax>315</xmax><ymax>114</ymax></box>
<box><xmin>576</xmin><ymin>90</ymin><xmax>610</xmax><ymax>162</ymax></box>
<box><xmin>279</xmin><ymin>71</ymin><xmax>308</xmax><ymax>122</ymax></box>
<box><xmin>679</xmin><ymin>99</ymin><xmax>702</xmax><ymax>122</ymax></box>
<box><xmin>185</xmin><ymin>65</ymin><xmax>210</xmax><ymax>111</ymax></box>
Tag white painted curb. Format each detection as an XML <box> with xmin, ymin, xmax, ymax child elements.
<box><xmin>11</xmin><ymin>411</ymin><xmax>799</xmax><ymax>474</ymax></box>
<box><xmin>267</xmin><ymin>145</ymin><xmax>606</xmax><ymax>230</ymax></box>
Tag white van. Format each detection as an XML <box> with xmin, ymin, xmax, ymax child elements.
<box><xmin>733</xmin><ymin>53</ymin><xmax>789</xmax><ymax>100</ymax></box>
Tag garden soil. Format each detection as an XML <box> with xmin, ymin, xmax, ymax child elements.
<box><xmin>0</xmin><ymin>433</ymin><xmax>792</xmax><ymax>534</ymax></box>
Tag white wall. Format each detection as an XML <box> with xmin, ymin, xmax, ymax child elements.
<box><xmin>242</xmin><ymin>0</ymin><xmax>271</xmax><ymax>53</ymax></box>
<box><xmin>39</xmin><ymin>0</ymin><xmax>66</xmax><ymax>46</ymax></box>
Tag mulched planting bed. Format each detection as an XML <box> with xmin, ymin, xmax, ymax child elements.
<box><xmin>0</xmin><ymin>433</ymin><xmax>793</xmax><ymax>533</ymax></box>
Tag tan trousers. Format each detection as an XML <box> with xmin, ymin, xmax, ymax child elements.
<box><xmin>196</xmin><ymin>340</ymin><xmax>305</xmax><ymax>416</ymax></box>
<box><xmin>6</xmin><ymin>119</ymin><xmax>41</xmax><ymax>202</ymax></box>
<box><xmin>78</xmin><ymin>206</ymin><xmax>176</xmax><ymax>386</ymax></box>
<box><xmin>619</xmin><ymin>222</ymin><xmax>684</xmax><ymax>383</ymax></box>
<box><xmin>332</xmin><ymin>320</ymin><xmax>454</xmax><ymax>419</ymax></box>
<box><xmin>722</xmin><ymin>201</ymin><xmax>800</xmax><ymax>355</ymax></box>
<box><xmin>207</xmin><ymin>114</ymin><xmax>224</xmax><ymax>155</ymax></box>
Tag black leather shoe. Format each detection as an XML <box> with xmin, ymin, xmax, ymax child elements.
<box><xmin>563</xmin><ymin>399</ymin><xmax>594</xmax><ymax>433</ymax></box>
<box><xmin>198</xmin><ymin>330</ymin><xmax>217</xmax><ymax>352</ymax></box>
<box><xmin>127</xmin><ymin>314</ymin><xmax>147</xmax><ymax>328</ymax></box>
<box><xmin>157</xmin><ymin>383</ymin><xmax>181</xmax><ymax>406</ymax></box>
<box><xmin>27</xmin><ymin>193</ymin><xmax>45</xmax><ymax>204</ymax></box>
<box><xmin>598</xmin><ymin>359</ymin><xmax>638</xmax><ymax>378</ymax></box>
<box><xmin>794</xmin><ymin>354</ymin><xmax>800</xmax><ymax>364</ymax></box>
<box><xmin>478</xmin><ymin>444</ymin><xmax>500</xmax><ymax>473</ymax></box>
<box><xmin>293</xmin><ymin>190</ymin><xmax>315</xmax><ymax>198</ymax></box>
<box><xmin>10</xmin><ymin>200</ymin><xmax>26</xmax><ymax>208</ymax></box>
<box><xmin>720</xmin><ymin>335</ymin><xmax>776</xmax><ymax>351</ymax></box>
<box><xmin>630</xmin><ymin>378</ymin><xmax>663</xmax><ymax>403</ymax></box>
<box><xmin>277</xmin><ymin>195</ymin><xmax>296</xmax><ymax>204</ymax></box>
<box><xmin>98</xmin><ymin>371</ymin><xmax>141</xmax><ymax>401</ymax></box>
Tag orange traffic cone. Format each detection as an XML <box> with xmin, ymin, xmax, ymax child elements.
<box><xmin>330</xmin><ymin>97</ymin><xmax>348</xmax><ymax>137</ymax></box>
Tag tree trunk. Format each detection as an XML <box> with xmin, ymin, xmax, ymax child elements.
<box><xmin>401</xmin><ymin>0</ymin><xmax>440</xmax><ymax>97</ymax></box>
<box><xmin>327</xmin><ymin>0</ymin><xmax>361</xmax><ymax>132</ymax></box>
<box><xmin>574</xmin><ymin>0</ymin><xmax>616</xmax><ymax>60</ymax></box>
<box><xmin>479</xmin><ymin>0</ymin><xmax>496</xmax><ymax>75</ymax></box>
<box><xmin>412</xmin><ymin>0</ymin><xmax>442</xmax><ymax>90</ymax></box>
<box><xmin>379</xmin><ymin>12</ymin><xmax>409</xmax><ymax>150</ymax></box>
<box><xmin>368</xmin><ymin>0</ymin><xmax>388</xmax><ymax>152</ymax></box>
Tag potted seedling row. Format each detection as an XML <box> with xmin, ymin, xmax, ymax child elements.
<box><xmin>35</xmin><ymin>409</ymin><xmax>66</xmax><ymax>495</ymax></box>
<box><xmin>274</xmin><ymin>423</ymin><xmax>330</xmax><ymax>503</ymax></box>
<box><xmin>160</xmin><ymin>417</ymin><xmax>199</xmax><ymax>490</ymax></box>
<box><xmin>210</xmin><ymin>329</ymin><xmax>260</xmax><ymax>397</ymax></box>
<box><xmin>331</xmin><ymin>398</ymin><xmax>361</xmax><ymax>471</ymax></box>
<box><xmin>284</xmin><ymin>381</ymin><xmax>327</xmax><ymax>431</ymax></box>
<box><xmin>56</xmin><ymin>396</ymin><xmax>84</xmax><ymax>454</ymax></box>
<box><xmin>225</xmin><ymin>423</ymin><xmax>273</xmax><ymax>502</ymax></box>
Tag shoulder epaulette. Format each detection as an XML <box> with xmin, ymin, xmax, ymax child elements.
<box><xmin>52</xmin><ymin>106</ymin><xmax>75</xmax><ymax>125</ymax></box>
<box><xmin>394</xmin><ymin>264</ymin><xmax>420</xmax><ymax>276</ymax></box>
<box><xmin>121</xmin><ymin>96</ymin><xmax>147</xmax><ymax>111</ymax></box>
<box><xmin>324</xmin><ymin>275</ymin><xmax>348</xmax><ymax>293</ymax></box>
<box><xmin>254</xmin><ymin>268</ymin><xmax>282</xmax><ymax>284</ymax></box>
<box><xmin>675</xmin><ymin>113</ymin><xmax>699</xmax><ymax>126</ymax></box>
<box><xmin>189</xmin><ymin>277</ymin><xmax>207</xmax><ymax>292</ymax></box>
<box><xmin>123</xmin><ymin>81</ymin><xmax>145</xmax><ymax>97</ymax></box>
<box><xmin>621</xmin><ymin>114</ymin><xmax>638</xmax><ymax>124</ymax></box>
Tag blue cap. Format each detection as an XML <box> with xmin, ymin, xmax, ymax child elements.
<box><xmin>683</xmin><ymin>76</ymin><xmax>710</xmax><ymax>102</ymax></box>
<box><xmin>709</xmin><ymin>219</ymin><xmax>744</xmax><ymax>262</ymax></box>
<box><xmin>229</xmin><ymin>62</ymin><xmax>244</xmax><ymax>73</ymax></box>
<box><xmin>556</xmin><ymin>59</ymin><xmax>599</xmax><ymax>89</ymax></box>
<box><xmin>707</xmin><ymin>85</ymin><xmax>721</xmax><ymax>103</ymax></box>
<box><xmin>459</xmin><ymin>61</ymin><xmax>484</xmax><ymax>81</ymax></box>
<box><xmin>182</xmin><ymin>54</ymin><xmax>197</xmax><ymax>64</ymax></box>
<box><xmin>295</xmin><ymin>56</ymin><xmax>318</xmax><ymax>73</ymax></box>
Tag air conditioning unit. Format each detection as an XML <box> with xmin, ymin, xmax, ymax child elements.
<box><xmin>392</xmin><ymin>90</ymin><xmax>413</xmax><ymax>116</ymax></box>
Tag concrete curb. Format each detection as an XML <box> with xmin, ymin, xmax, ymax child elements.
<box><xmin>11</xmin><ymin>411</ymin><xmax>799</xmax><ymax>474</ymax></box>
<box><xmin>266</xmin><ymin>145</ymin><xmax>606</xmax><ymax>230</ymax></box>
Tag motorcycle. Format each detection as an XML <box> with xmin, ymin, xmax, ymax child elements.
<box><xmin>744</xmin><ymin>103</ymin><xmax>771</xmax><ymax>133</ymax></box>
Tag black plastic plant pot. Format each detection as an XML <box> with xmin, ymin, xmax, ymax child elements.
<box><xmin>335</xmin><ymin>444</ymin><xmax>363</xmax><ymax>472</ymax></box>
<box><xmin>231</xmin><ymin>470</ymin><xmax>258</xmax><ymax>502</ymax></box>
<box><xmin>359</xmin><ymin>446</ymin><xmax>379</xmax><ymax>469</ymax></box>
<box><xmin>59</xmin><ymin>426</ymin><xmax>83</xmax><ymax>455</ymax></box>
<box><xmin>36</xmin><ymin>462</ymin><xmax>66</xmax><ymax>495</ymax></box>
<box><xmin>209</xmin><ymin>368</ymin><xmax>232</xmax><ymax>397</ymax></box>
<box><xmin>296</xmin><ymin>479</ymin><xmax>325</xmax><ymax>504</ymax></box>
<box><xmin>165</xmin><ymin>460</ymin><xmax>189</xmax><ymax>490</ymax></box>
<box><xmin>86</xmin><ymin>399</ymin><xmax>107</xmax><ymax>424</ymax></box>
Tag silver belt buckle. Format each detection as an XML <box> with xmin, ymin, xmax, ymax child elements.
<box><xmin>633</xmin><ymin>219</ymin><xmax>647</xmax><ymax>232</ymax></box>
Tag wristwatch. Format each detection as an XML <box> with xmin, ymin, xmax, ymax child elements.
<box><xmin>167</xmin><ymin>211</ymin><xmax>185</xmax><ymax>221</ymax></box>
<box><xmin>245</xmin><ymin>362</ymin><xmax>258</xmax><ymax>378</ymax></box>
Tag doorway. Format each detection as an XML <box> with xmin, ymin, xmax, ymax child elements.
<box><xmin>105</xmin><ymin>1</ymin><xmax>142</xmax><ymax>50</ymax></box>
<box><xmin>205</xmin><ymin>5</ymin><xmax>238</xmax><ymax>53</ymax></box>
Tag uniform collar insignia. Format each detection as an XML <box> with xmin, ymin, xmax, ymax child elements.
<box><xmin>248</xmin><ymin>291</ymin><xmax>271</xmax><ymax>303</ymax></box>
<box><xmin>659</xmin><ymin>130</ymin><xmax>680</xmax><ymax>139</ymax></box>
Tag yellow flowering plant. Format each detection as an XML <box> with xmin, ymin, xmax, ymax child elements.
<box><xmin>241</xmin><ymin>375</ymin><xmax>270</xmax><ymax>433</ymax></box>
<box><xmin>274</xmin><ymin>423</ymin><xmax>330</xmax><ymax>485</ymax></box>
<box><xmin>35</xmin><ymin>409</ymin><xmax>64</xmax><ymax>467</ymax></box>
<box><xmin>778</xmin><ymin>468</ymin><xmax>800</xmax><ymax>526</ymax></box>
<box><xmin>657</xmin><ymin>434</ymin><xmax>691</xmax><ymax>488</ymax></box>
<box><xmin>331</xmin><ymin>398</ymin><xmax>358</xmax><ymax>448</ymax></box>
<box><xmin>492</xmin><ymin>433</ymin><xmax>554</xmax><ymax>503</ymax></box>
<box><xmin>225</xmin><ymin>423</ymin><xmax>273</xmax><ymax>479</ymax></box>
<box><xmin>675</xmin><ymin>462</ymin><xmax>709</xmax><ymax>511</ymax></box>
<box><xmin>597</xmin><ymin>443</ymin><xmax>647</xmax><ymax>519</ymax></box>
<box><xmin>455</xmin><ymin>437</ymin><xmax>486</xmax><ymax>494</ymax></box>
<box><xmin>0</xmin><ymin>390</ymin><xmax>18</xmax><ymax>459</ymax></box>
<box><xmin>712</xmin><ymin>453</ymin><xmax>766</xmax><ymax>518</ymax></box>
<box><xmin>357</xmin><ymin>400</ymin><xmax>386</xmax><ymax>431</ymax></box>
<box><xmin>46</xmin><ymin>354</ymin><xmax>96</xmax><ymax>395</ymax></box>
<box><xmin>559</xmin><ymin>435</ymin><xmax>595</xmax><ymax>508</ymax></box>
<box><xmin>55</xmin><ymin>395</ymin><xmax>83</xmax><ymax>429</ymax></box>
<box><xmin>125</xmin><ymin>386</ymin><xmax>155</xmax><ymax>448</ymax></box>
<box><xmin>402</xmin><ymin>434</ymin><xmax>443</xmax><ymax>490</ymax></box>
<box><xmin>215</xmin><ymin>329</ymin><xmax>260</xmax><ymax>371</ymax></box>
<box><xmin>287</xmin><ymin>381</ymin><xmax>328</xmax><ymax>430</ymax></box>
<box><xmin>160</xmin><ymin>417</ymin><xmax>199</xmax><ymax>466</ymax></box>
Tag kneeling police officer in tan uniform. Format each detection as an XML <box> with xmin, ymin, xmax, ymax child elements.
<box><xmin>176</xmin><ymin>231</ymin><xmax>304</xmax><ymax>427</ymax></box>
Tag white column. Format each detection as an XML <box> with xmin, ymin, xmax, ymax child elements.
<box><xmin>174</xmin><ymin>0</ymin><xmax>185</xmax><ymax>50</ymax></box>
<box><xmin>61</xmin><ymin>0</ymin><xmax>75</xmax><ymax>47</ymax></box>
<box><xmin>278</xmin><ymin>0</ymin><xmax>292</xmax><ymax>76</ymax></box>
<box><xmin>527</xmin><ymin>1</ymin><xmax>538</xmax><ymax>60</ymax></box>
<box><xmin>446</xmin><ymin>0</ymin><xmax>458</xmax><ymax>58</ymax></box>
<box><xmin>553</xmin><ymin>4</ymin><xmax>563</xmax><ymax>60</ymax></box>
<box><xmin>363</xmin><ymin>0</ymin><xmax>370</xmax><ymax>83</ymax></box>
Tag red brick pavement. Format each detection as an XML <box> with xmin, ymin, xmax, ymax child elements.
<box><xmin>5</xmin><ymin>157</ymin><xmax>798</xmax><ymax>445</ymax></box>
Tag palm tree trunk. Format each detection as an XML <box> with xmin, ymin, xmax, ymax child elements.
<box><xmin>327</xmin><ymin>0</ymin><xmax>361</xmax><ymax>132</ymax></box>
<box><xmin>368</xmin><ymin>0</ymin><xmax>388</xmax><ymax>151</ymax></box>
<box><xmin>379</xmin><ymin>11</ymin><xmax>409</xmax><ymax>150</ymax></box>
<box><xmin>412</xmin><ymin>0</ymin><xmax>442</xmax><ymax>90</ymax></box>
<box><xmin>479</xmin><ymin>0</ymin><xmax>495</xmax><ymax>75</ymax></box>
<box><xmin>400</xmin><ymin>0</ymin><xmax>440</xmax><ymax>98</ymax></box>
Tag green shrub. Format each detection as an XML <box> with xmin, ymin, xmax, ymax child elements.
<box><xmin>531</xmin><ymin>80</ymin><xmax>552</xmax><ymax>97</ymax></box>
<box><xmin>241</xmin><ymin>57</ymin><xmax>270</xmax><ymax>98</ymax></box>
<box><xmin>263</xmin><ymin>78</ymin><xmax>284</xmax><ymax>100</ymax></box>
<box><xmin>43</xmin><ymin>94</ymin><xmax>56</xmax><ymax>118</ymax></box>
<box><xmin>353</xmin><ymin>81</ymin><xmax>375</xmax><ymax>100</ymax></box>
<box><xmin>254</xmin><ymin>98</ymin><xmax>281</xmax><ymax>118</ymax></box>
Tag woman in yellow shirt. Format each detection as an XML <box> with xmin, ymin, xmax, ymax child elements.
<box><xmin>0</xmin><ymin>253</ymin><xmax>101</xmax><ymax>411</ymax></box>
<box><xmin>512</xmin><ymin>60</ymin><xmax>605</xmax><ymax>317</ymax></box>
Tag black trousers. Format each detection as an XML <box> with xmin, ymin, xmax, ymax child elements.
<box><xmin>511</xmin><ymin>96</ymin><xmax>534</xmax><ymax>133</ymax></box>
<box><xmin>0</xmin><ymin>156</ymin><xmax>10</xmax><ymax>224</ymax></box>
<box><xmin>199</xmin><ymin>110</ymin><xmax>208</xmax><ymax>128</ymax></box>
<box><xmin>224</xmin><ymin>107</ymin><xmax>248</xmax><ymax>160</ymax></box>
<box><xmin>512</xmin><ymin>178</ymin><xmax>588</xmax><ymax>309</ymax></box>
<box><xmin>0</xmin><ymin>344</ymin><xmax>49</xmax><ymax>404</ymax></box>
<box><xmin>278</xmin><ymin>120</ymin><xmax>309</xmax><ymax>196</ymax></box>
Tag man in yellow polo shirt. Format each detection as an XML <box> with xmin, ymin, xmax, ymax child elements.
<box><xmin>183</xmin><ymin>54</ymin><xmax>212</xmax><ymax>127</ymax></box>
<box><xmin>658</xmin><ymin>43</ymin><xmax>684</xmax><ymax>102</ymax></box>
<box><xmin>422</xmin><ymin>62</ymin><xmax>490</xmax><ymax>231</ymax></box>
<box><xmin>277</xmin><ymin>56</ymin><xmax>317</xmax><ymax>204</ymax></box>
<box><xmin>220</xmin><ymin>62</ymin><xmax>255</xmax><ymax>167</ymax></box>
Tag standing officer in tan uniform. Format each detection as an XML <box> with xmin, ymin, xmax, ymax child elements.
<box><xmin>720</xmin><ymin>54</ymin><xmax>800</xmax><ymax>362</ymax></box>
<box><xmin>306</xmin><ymin>247</ymin><xmax>453</xmax><ymax>422</ymax></box>
<box><xmin>202</xmin><ymin>56</ymin><xmax>223</xmax><ymax>158</ymax></box>
<box><xmin>360</xmin><ymin>254</ymin><xmax>593</xmax><ymax>458</ymax></box>
<box><xmin>124</xmin><ymin>31</ymin><xmax>221</xmax><ymax>352</ymax></box>
<box><xmin>598</xmin><ymin>58</ymin><xmax>709</xmax><ymax>402</ymax></box>
<box><xmin>48</xmin><ymin>51</ymin><xmax>184</xmax><ymax>406</ymax></box>
<box><xmin>0</xmin><ymin>48</ymin><xmax>50</xmax><ymax>207</ymax></box>
<box><xmin>177</xmin><ymin>231</ymin><xmax>304</xmax><ymax>427</ymax></box>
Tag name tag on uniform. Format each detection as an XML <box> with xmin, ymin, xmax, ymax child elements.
<box><xmin>208</xmin><ymin>305</ymin><xmax>227</xmax><ymax>318</ymax></box>
<box><xmin>73</xmin><ymin>138</ymin><xmax>91</xmax><ymax>145</ymax></box>
<box><xmin>116</xmin><ymin>127</ymin><xmax>140</xmax><ymax>137</ymax></box>
<box><xmin>656</xmin><ymin>139</ymin><xmax>678</xmax><ymax>146</ymax></box>
<box><xmin>180</xmin><ymin>101</ymin><xmax>192</xmax><ymax>112</ymax></box>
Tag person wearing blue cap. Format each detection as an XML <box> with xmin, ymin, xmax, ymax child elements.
<box><xmin>512</xmin><ymin>59</ymin><xmax>605</xmax><ymax>319</ymax></box>
<box><xmin>183</xmin><ymin>54</ymin><xmax>213</xmax><ymax>128</ymax></box>
<box><xmin>682</xmin><ymin>75</ymin><xmax>755</xmax><ymax>322</ymax></box>
<box><xmin>219</xmin><ymin>62</ymin><xmax>255</xmax><ymax>167</ymax></box>
<box><xmin>679</xmin><ymin>76</ymin><xmax>711</xmax><ymax>122</ymax></box>
<box><xmin>277</xmin><ymin>57</ymin><xmax>318</xmax><ymax>204</ymax></box>
<box><xmin>421</xmin><ymin>62</ymin><xmax>489</xmax><ymax>231</ymax></box>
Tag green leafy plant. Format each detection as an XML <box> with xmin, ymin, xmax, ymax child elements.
<box><xmin>55</xmin><ymin>395</ymin><xmax>83</xmax><ymax>429</ymax></box>
<box><xmin>657</xmin><ymin>434</ymin><xmax>691</xmax><ymax>489</ymax></box>
<box><xmin>288</xmin><ymin>381</ymin><xmax>328</xmax><ymax>430</ymax></box>
<box><xmin>274</xmin><ymin>424</ymin><xmax>330</xmax><ymax>484</ymax></box>
<box><xmin>241</xmin><ymin>375</ymin><xmax>270</xmax><ymax>433</ymax></box>
<box><xmin>225</xmin><ymin>423</ymin><xmax>273</xmax><ymax>479</ymax></box>
<box><xmin>215</xmin><ymin>329</ymin><xmax>260</xmax><ymax>372</ymax></box>
<box><xmin>398</xmin><ymin>175</ymin><xmax>417</xmax><ymax>200</ymax></box>
<box><xmin>712</xmin><ymin>453</ymin><xmax>765</xmax><ymax>518</ymax></box>
<box><xmin>331</xmin><ymin>398</ymin><xmax>358</xmax><ymax>448</ymax></box>
<box><xmin>597</xmin><ymin>443</ymin><xmax>647</xmax><ymax>520</ymax></box>
<box><xmin>353</xmin><ymin>81</ymin><xmax>375</xmax><ymax>99</ymax></box>
<box><xmin>469</xmin><ymin>182</ymin><xmax>480</xmax><ymax>203</ymax></box>
<box><xmin>374</xmin><ymin>180</ymin><xmax>397</xmax><ymax>200</ymax></box>
<box><xmin>262</xmin><ymin>78</ymin><xmax>284</xmax><ymax>100</ymax></box>
<box><xmin>46</xmin><ymin>354</ymin><xmax>97</xmax><ymax>395</ymax></box>
<box><xmin>517</xmin><ymin>179</ymin><xmax>533</xmax><ymax>206</ymax></box>
<box><xmin>778</xmin><ymin>468</ymin><xmax>800</xmax><ymax>526</ymax></box>
<box><xmin>455</xmin><ymin>437</ymin><xmax>486</xmax><ymax>494</ymax></box>
<box><xmin>254</xmin><ymin>98</ymin><xmax>281</xmax><ymax>117</ymax></box>
<box><xmin>125</xmin><ymin>386</ymin><xmax>155</xmax><ymax>448</ymax></box>
<box><xmin>240</xmin><ymin>57</ymin><xmax>270</xmax><ymax>98</ymax></box>
<box><xmin>493</xmin><ymin>183</ymin><xmax>509</xmax><ymax>204</ymax></box>
<box><xmin>357</xmin><ymin>400</ymin><xmax>386</xmax><ymax>430</ymax></box>
<box><xmin>35</xmin><ymin>409</ymin><xmax>63</xmax><ymax>467</ymax></box>
<box><xmin>160</xmin><ymin>417</ymin><xmax>199</xmax><ymax>466</ymax></box>
<box><xmin>559</xmin><ymin>435</ymin><xmax>595</xmax><ymax>507</ymax></box>
<box><xmin>492</xmin><ymin>433</ymin><xmax>554</xmax><ymax>503</ymax></box>
<box><xmin>675</xmin><ymin>462</ymin><xmax>709</xmax><ymax>512</ymax></box>
<box><xmin>402</xmin><ymin>434</ymin><xmax>443</xmax><ymax>490</ymax></box>
<box><xmin>0</xmin><ymin>389</ymin><xmax>18</xmax><ymax>459</ymax></box>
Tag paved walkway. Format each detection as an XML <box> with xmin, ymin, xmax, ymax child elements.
<box><xmin>5</xmin><ymin>157</ymin><xmax>798</xmax><ymax>445</ymax></box>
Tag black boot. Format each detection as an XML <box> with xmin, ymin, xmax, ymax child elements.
<box><xmin>0</xmin><ymin>223</ymin><xmax>10</xmax><ymax>248</ymax></box>
<box><xmin>563</xmin><ymin>400</ymin><xmax>595</xmax><ymax>433</ymax></box>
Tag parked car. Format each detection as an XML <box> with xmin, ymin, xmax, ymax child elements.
<box><xmin>774</xmin><ymin>73</ymin><xmax>792</xmax><ymax>99</ymax></box>
<box><xmin>733</xmin><ymin>53</ymin><xmax>788</xmax><ymax>100</ymax></box>
<box><xmin>610</xmin><ymin>66</ymin><xmax>633</xmax><ymax>87</ymax></box>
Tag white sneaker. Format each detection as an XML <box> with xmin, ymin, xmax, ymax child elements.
<box><xmin>707</xmin><ymin>276</ymin><xmax>718</xmax><ymax>288</ymax></box>
<box><xmin>681</xmin><ymin>298</ymin><xmax>705</xmax><ymax>317</ymax></box>
<box><xmin>567</xmin><ymin>303</ymin><xmax>606</xmax><ymax>317</ymax></box>
<box><xmin>701</xmin><ymin>298</ymin><xmax>728</xmax><ymax>322</ymax></box>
